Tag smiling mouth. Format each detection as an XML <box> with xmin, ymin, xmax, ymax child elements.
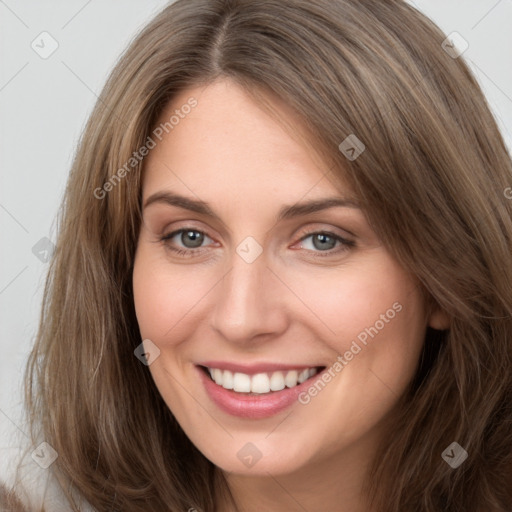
<box><xmin>199</xmin><ymin>365</ymin><xmax>326</xmax><ymax>395</ymax></box>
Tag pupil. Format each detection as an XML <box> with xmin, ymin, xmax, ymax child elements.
<box><xmin>313</xmin><ymin>234</ymin><xmax>335</xmax><ymax>251</ymax></box>
<box><xmin>183</xmin><ymin>230</ymin><xmax>203</xmax><ymax>248</ymax></box>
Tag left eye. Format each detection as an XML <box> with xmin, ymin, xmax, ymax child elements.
<box><xmin>300</xmin><ymin>231</ymin><xmax>355</xmax><ymax>254</ymax></box>
<box><xmin>299</xmin><ymin>232</ymin><xmax>343</xmax><ymax>251</ymax></box>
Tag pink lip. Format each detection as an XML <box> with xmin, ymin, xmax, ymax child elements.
<box><xmin>196</xmin><ymin>364</ymin><xmax>325</xmax><ymax>420</ymax></box>
<box><xmin>197</xmin><ymin>360</ymin><xmax>318</xmax><ymax>375</ymax></box>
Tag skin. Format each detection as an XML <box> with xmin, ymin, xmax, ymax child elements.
<box><xmin>132</xmin><ymin>78</ymin><xmax>450</xmax><ymax>512</ymax></box>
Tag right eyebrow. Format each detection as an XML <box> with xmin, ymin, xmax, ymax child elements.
<box><xmin>143</xmin><ymin>191</ymin><xmax>221</xmax><ymax>221</ymax></box>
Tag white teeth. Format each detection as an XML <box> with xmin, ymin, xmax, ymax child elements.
<box><xmin>213</xmin><ymin>368</ymin><xmax>223</xmax><ymax>385</ymax></box>
<box><xmin>298</xmin><ymin>369</ymin><xmax>309</xmax><ymax>384</ymax></box>
<box><xmin>251</xmin><ymin>373</ymin><xmax>270</xmax><ymax>394</ymax></box>
<box><xmin>222</xmin><ymin>370</ymin><xmax>234</xmax><ymax>390</ymax></box>
<box><xmin>285</xmin><ymin>370</ymin><xmax>298</xmax><ymax>388</ymax></box>
<box><xmin>269</xmin><ymin>371</ymin><xmax>285</xmax><ymax>391</ymax></box>
<box><xmin>233</xmin><ymin>372</ymin><xmax>251</xmax><ymax>392</ymax></box>
<box><xmin>206</xmin><ymin>366</ymin><xmax>320</xmax><ymax>394</ymax></box>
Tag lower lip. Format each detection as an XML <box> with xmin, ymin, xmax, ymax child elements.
<box><xmin>197</xmin><ymin>366</ymin><xmax>322</xmax><ymax>419</ymax></box>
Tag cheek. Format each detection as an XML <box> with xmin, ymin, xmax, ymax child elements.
<box><xmin>132</xmin><ymin>246</ymin><xmax>211</xmax><ymax>343</ymax></box>
<box><xmin>286</xmin><ymin>257</ymin><xmax>416</xmax><ymax>347</ymax></box>
<box><xmin>288</xmin><ymin>256</ymin><xmax>426</xmax><ymax>398</ymax></box>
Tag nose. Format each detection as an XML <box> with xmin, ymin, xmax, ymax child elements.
<box><xmin>209</xmin><ymin>247</ymin><xmax>288</xmax><ymax>346</ymax></box>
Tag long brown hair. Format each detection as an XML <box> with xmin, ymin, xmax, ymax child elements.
<box><xmin>18</xmin><ymin>0</ymin><xmax>512</xmax><ymax>510</ymax></box>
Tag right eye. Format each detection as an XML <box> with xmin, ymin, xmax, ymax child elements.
<box><xmin>160</xmin><ymin>228</ymin><xmax>216</xmax><ymax>257</ymax></box>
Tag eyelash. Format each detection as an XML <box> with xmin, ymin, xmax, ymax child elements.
<box><xmin>159</xmin><ymin>227</ymin><xmax>355</xmax><ymax>258</ymax></box>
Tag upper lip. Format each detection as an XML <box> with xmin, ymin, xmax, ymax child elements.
<box><xmin>197</xmin><ymin>361</ymin><xmax>325</xmax><ymax>375</ymax></box>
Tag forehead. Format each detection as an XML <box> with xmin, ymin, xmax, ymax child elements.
<box><xmin>142</xmin><ymin>79</ymin><xmax>353</xmax><ymax>202</ymax></box>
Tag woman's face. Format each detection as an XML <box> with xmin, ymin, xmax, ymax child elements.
<box><xmin>133</xmin><ymin>78</ymin><xmax>447</xmax><ymax>477</ymax></box>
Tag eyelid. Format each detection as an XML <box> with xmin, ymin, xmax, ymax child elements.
<box><xmin>296</xmin><ymin>230</ymin><xmax>352</xmax><ymax>245</ymax></box>
<box><xmin>292</xmin><ymin>228</ymin><xmax>355</xmax><ymax>255</ymax></box>
<box><xmin>159</xmin><ymin>223</ymin><xmax>353</xmax><ymax>243</ymax></box>
<box><xmin>295</xmin><ymin>223</ymin><xmax>355</xmax><ymax>240</ymax></box>
<box><xmin>160</xmin><ymin>227</ymin><xmax>215</xmax><ymax>246</ymax></box>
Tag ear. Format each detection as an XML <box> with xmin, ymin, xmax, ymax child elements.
<box><xmin>428</xmin><ymin>307</ymin><xmax>450</xmax><ymax>331</ymax></box>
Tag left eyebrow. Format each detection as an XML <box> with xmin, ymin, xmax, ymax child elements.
<box><xmin>143</xmin><ymin>191</ymin><xmax>361</xmax><ymax>222</ymax></box>
<box><xmin>277</xmin><ymin>197</ymin><xmax>360</xmax><ymax>221</ymax></box>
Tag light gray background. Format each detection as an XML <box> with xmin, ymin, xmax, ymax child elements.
<box><xmin>1</xmin><ymin>0</ymin><xmax>512</xmax><ymax>446</ymax></box>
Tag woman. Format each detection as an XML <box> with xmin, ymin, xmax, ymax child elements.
<box><xmin>2</xmin><ymin>0</ymin><xmax>511</xmax><ymax>510</ymax></box>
